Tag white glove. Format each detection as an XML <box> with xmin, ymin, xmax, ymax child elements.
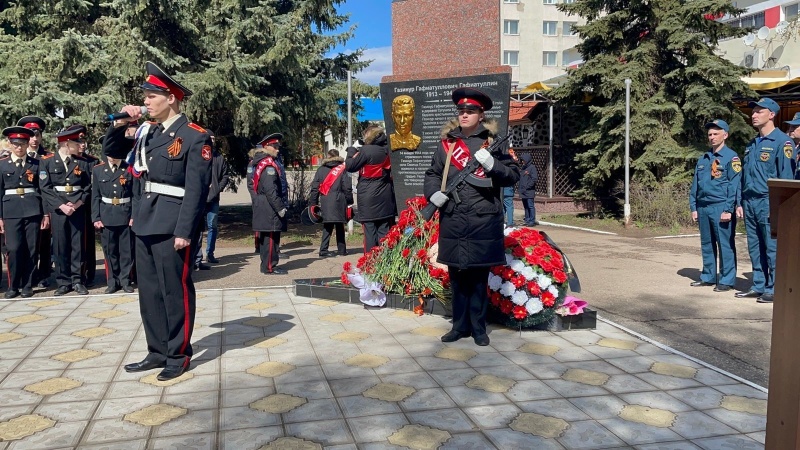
<box><xmin>430</xmin><ymin>191</ymin><xmax>449</xmax><ymax>207</ymax></box>
<box><xmin>278</xmin><ymin>208</ymin><xmax>287</xmax><ymax>218</ymax></box>
<box><xmin>475</xmin><ymin>149</ymin><xmax>494</xmax><ymax>171</ymax></box>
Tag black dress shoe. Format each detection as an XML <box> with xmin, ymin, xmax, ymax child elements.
<box><xmin>4</xmin><ymin>290</ymin><xmax>19</xmax><ymax>299</ymax></box>
<box><xmin>124</xmin><ymin>359</ymin><xmax>166</xmax><ymax>373</ymax></box>
<box><xmin>104</xmin><ymin>286</ymin><xmax>120</xmax><ymax>294</ymax></box>
<box><xmin>337</xmin><ymin>251</ymin><xmax>348</xmax><ymax>256</ymax></box>
<box><xmin>157</xmin><ymin>365</ymin><xmax>186</xmax><ymax>381</ymax></box>
<box><xmin>73</xmin><ymin>284</ymin><xmax>89</xmax><ymax>295</ymax></box>
<box><xmin>206</xmin><ymin>254</ymin><xmax>219</xmax><ymax>263</ymax></box>
<box><xmin>757</xmin><ymin>293</ymin><xmax>774</xmax><ymax>303</ymax></box>
<box><xmin>264</xmin><ymin>267</ymin><xmax>288</xmax><ymax>275</ymax></box>
<box><xmin>473</xmin><ymin>334</ymin><xmax>490</xmax><ymax>346</ymax></box>
<box><xmin>690</xmin><ymin>281</ymin><xmax>714</xmax><ymax>287</ymax></box>
<box><xmin>441</xmin><ymin>330</ymin><xmax>470</xmax><ymax>343</ymax></box>
<box><xmin>735</xmin><ymin>290</ymin><xmax>763</xmax><ymax>298</ymax></box>
<box><xmin>20</xmin><ymin>288</ymin><xmax>33</xmax><ymax>298</ymax></box>
<box><xmin>37</xmin><ymin>279</ymin><xmax>50</xmax><ymax>288</ymax></box>
<box><xmin>122</xmin><ymin>285</ymin><xmax>135</xmax><ymax>293</ymax></box>
<box><xmin>194</xmin><ymin>263</ymin><xmax>210</xmax><ymax>271</ymax></box>
<box><xmin>713</xmin><ymin>285</ymin><xmax>733</xmax><ymax>292</ymax></box>
<box><xmin>318</xmin><ymin>251</ymin><xmax>337</xmax><ymax>258</ymax></box>
<box><xmin>54</xmin><ymin>285</ymin><xmax>72</xmax><ymax>296</ymax></box>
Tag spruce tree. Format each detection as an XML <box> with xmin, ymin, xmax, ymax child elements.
<box><xmin>554</xmin><ymin>0</ymin><xmax>755</xmax><ymax>198</ymax></box>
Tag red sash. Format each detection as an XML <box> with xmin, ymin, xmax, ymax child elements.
<box><xmin>252</xmin><ymin>156</ymin><xmax>281</xmax><ymax>192</ymax></box>
<box><xmin>359</xmin><ymin>155</ymin><xmax>391</xmax><ymax>178</ymax></box>
<box><xmin>444</xmin><ymin>138</ymin><xmax>486</xmax><ymax>178</ymax></box>
<box><xmin>319</xmin><ymin>163</ymin><xmax>345</xmax><ymax>196</ymax></box>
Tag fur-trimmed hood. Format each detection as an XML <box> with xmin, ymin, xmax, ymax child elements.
<box><xmin>364</xmin><ymin>130</ymin><xmax>388</xmax><ymax>146</ymax></box>
<box><xmin>439</xmin><ymin>118</ymin><xmax>499</xmax><ymax>140</ymax></box>
<box><xmin>321</xmin><ymin>156</ymin><xmax>344</xmax><ymax>166</ymax></box>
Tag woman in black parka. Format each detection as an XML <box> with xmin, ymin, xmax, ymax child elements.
<box><xmin>309</xmin><ymin>149</ymin><xmax>353</xmax><ymax>257</ymax></box>
<box><xmin>424</xmin><ymin>88</ymin><xmax>520</xmax><ymax>347</ymax></box>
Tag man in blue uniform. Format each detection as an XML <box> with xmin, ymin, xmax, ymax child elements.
<box><xmin>689</xmin><ymin>120</ymin><xmax>741</xmax><ymax>292</ymax></box>
<box><xmin>105</xmin><ymin>61</ymin><xmax>212</xmax><ymax>380</ymax></box>
<box><xmin>735</xmin><ymin>98</ymin><xmax>795</xmax><ymax>303</ymax></box>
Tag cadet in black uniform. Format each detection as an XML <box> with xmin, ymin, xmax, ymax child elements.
<box><xmin>424</xmin><ymin>88</ymin><xmax>520</xmax><ymax>346</ymax></box>
<box><xmin>247</xmin><ymin>133</ymin><xmax>288</xmax><ymax>274</ymax></box>
<box><xmin>16</xmin><ymin>116</ymin><xmax>52</xmax><ymax>288</ymax></box>
<box><xmin>79</xmin><ymin>144</ymin><xmax>100</xmax><ymax>286</ymax></box>
<box><xmin>0</xmin><ymin>127</ymin><xmax>49</xmax><ymax>298</ymax></box>
<box><xmin>40</xmin><ymin>125</ymin><xmax>92</xmax><ymax>295</ymax></box>
<box><xmin>92</xmin><ymin>139</ymin><xmax>135</xmax><ymax>294</ymax></box>
<box><xmin>106</xmin><ymin>61</ymin><xmax>212</xmax><ymax>381</ymax></box>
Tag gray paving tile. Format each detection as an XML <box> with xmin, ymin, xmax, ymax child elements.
<box><xmin>557</xmin><ymin>420</ymin><xmax>626</xmax><ymax>449</ymax></box>
<box><xmin>379</xmin><ymin>371</ymin><xmax>439</xmax><ymax>389</ymax></box>
<box><xmin>221</xmin><ymin>371</ymin><xmax>273</xmax><ymax>390</ymax></box>
<box><xmin>551</xmin><ymin>346</ymin><xmax>603</xmax><ymax>362</ymax></box>
<box><xmin>0</xmin><ymin>405</ymin><xmax>35</xmax><ymax>421</ymax></box>
<box><xmin>521</xmin><ymin>362</ymin><xmax>569</xmax><ymax>379</ymax></box>
<box><xmin>34</xmin><ymin>400</ymin><xmax>100</xmax><ymax>422</ymax></box>
<box><xmin>620</xmin><ymin>391</ymin><xmax>694</xmax><ymax>412</ymax></box>
<box><xmin>444</xmin><ymin>386</ymin><xmax>510</xmax><ymax>407</ymax></box>
<box><xmin>713</xmin><ymin>384</ymin><xmax>768</xmax><ymax>400</ymax></box>
<box><xmin>692</xmin><ymin>434</ymin><xmax>763</xmax><ymax>449</ymax></box>
<box><xmin>346</xmin><ymin>413</ymin><xmax>409</xmax><ymax>443</ymax></box>
<box><xmin>635</xmin><ymin>443</ymin><xmax>701</xmax><ymax>450</ymax></box>
<box><xmin>94</xmin><ymin>395</ymin><xmax>161</xmax><ymax>420</ymax></box>
<box><xmin>283</xmin><ymin>398</ymin><xmax>343</xmax><ymax>423</ymax></box>
<box><xmin>5</xmin><ymin>420</ymin><xmax>86</xmax><ymax>449</ymax></box>
<box><xmin>400</xmin><ymin>387</ymin><xmax>458</xmax><ymax>411</ymax></box>
<box><xmin>77</xmin><ymin>440</ymin><xmax>148</xmax><ymax>450</ymax></box>
<box><xmin>463</xmin><ymin>404</ymin><xmax>521</xmax><ymax>428</ymax></box>
<box><xmin>694</xmin><ymin>368</ymin><xmax>739</xmax><ymax>386</ymax></box>
<box><xmin>604</xmin><ymin>374</ymin><xmax>657</xmax><ymax>394</ymax></box>
<box><xmin>83</xmin><ymin>418</ymin><xmax>149</xmax><ymax>444</ymax></box>
<box><xmin>666</xmin><ymin>387</ymin><xmax>724</xmax><ymax>410</ymax></box>
<box><xmin>606</xmin><ymin>356</ymin><xmax>658</xmax><ymax>374</ymax></box>
<box><xmin>219</xmin><ymin>406</ymin><xmax>281</xmax><ymax>431</ymax></box>
<box><xmin>518</xmin><ymin>398</ymin><xmax>592</xmax><ymax>421</ymax></box>
<box><xmin>440</xmin><ymin>432</ymin><xmax>499</xmax><ymax>449</ymax></box>
<box><xmin>671</xmin><ymin>411</ymin><xmax>737</xmax><ymax>439</ymax></box>
<box><xmin>164</xmin><ymin>390</ymin><xmax>220</xmax><ymax>410</ymax></box>
<box><xmin>505</xmin><ymin>379</ymin><xmax>561</xmax><ymax>402</ymax></box>
<box><xmin>703</xmin><ymin>408</ymin><xmax>766</xmax><ymax>434</ymax></box>
<box><xmin>570</xmin><ymin>395</ymin><xmax>627</xmax><ymax>419</ymax></box>
<box><xmin>428</xmin><ymin>368</ymin><xmax>480</xmax><ymax>387</ymax></box>
<box><xmin>219</xmin><ymin>426</ymin><xmax>284</xmax><ymax>450</ymax></box>
<box><xmin>285</xmin><ymin>419</ymin><xmax>353</xmax><ymax>446</ymax></box>
<box><xmin>635</xmin><ymin>373</ymin><xmax>702</xmax><ymax>390</ymax></box>
<box><xmin>543</xmin><ymin>379</ymin><xmax>610</xmax><ymax>398</ymax></box>
<box><xmin>746</xmin><ymin>431</ymin><xmax>765</xmax><ymax>444</ymax></box>
<box><xmin>485</xmin><ymin>428</ymin><xmax>565</xmax><ymax>449</ymax></box>
<box><xmin>339</xmin><ymin>394</ymin><xmax>401</xmax><ymax>418</ymax></box>
<box><xmin>475</xmin><ymin>364</ymin><xmax>536</xmax><ymax>381</ymax></box>
<box><xmin>0</xmin><ymin>388</ymin><xmax>42</xmax><ymax>406</ymax></box>
<box><xmin>415</xmin><ymin>355</ymin><xmax>470</xmax><ymax>371</ymax></box>
<box><xmin>154</xmin><ymin>409</ymin><xmax>217</xmax><ymax>437</ymax></box>
<box><xmin>599</xmin><ymin>417</ymin><xmax>683</xmax><ymax>445</ymax></box>
<box><xmin>328</xmin><ymin>375</ymin><xmax>380</xmax><ymax>397</ymax></box>
<box><xmin>372</xmin><ymin>357</ymin><xmax>425</xmax><ymax>375</ymax></box>
<box><xmin>407</xmin><ymin>408</ymin><xmax>477</xmax><ymax>432</ymax></box>
<box><xmin>275</xmin><ymin>379</ymin><xmax>333</xmax><ymax>399</ymax></box>
<box><xmin>150</xmin><ymin>432</ymin><xmax>217</xmax><ymax>450</ymax></box>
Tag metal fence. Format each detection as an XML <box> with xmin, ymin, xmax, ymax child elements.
<box><xmin>514</xmin><ymin>145</ymin><xmax>579</xmax><ymax>198</ymax></box>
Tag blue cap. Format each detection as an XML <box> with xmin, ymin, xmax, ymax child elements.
<box><xmin>704</xmin><ymin>119</ymin><xmax>729</xmax><ymax>133</ymax></box>
<box><xmin>748</xmin><ymin>97</ymin><xmax>780</xmax><ymax>114</ymax></box>
<box><xmin>786</xmin><ymin>112</ymin><xmax>800</xmax><ymax>126</ymax></box>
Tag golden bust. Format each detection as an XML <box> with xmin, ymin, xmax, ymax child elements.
<box><xmin>389</xmin><ymin>95</ymin><xmax>421</xmax><ymax>151</ymax></box>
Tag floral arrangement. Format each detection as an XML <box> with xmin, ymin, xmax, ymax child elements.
<box><xmin>486</xmin><ymin>227</ymin><xmax>570</xmax><ymax>328</ymax></box>
<box><xmin>342</xmin><ymin>197</ymin><xmax>580</xmax><ymax>326</ymax></box>
<box><xmin>341</xmin><ymin>197</ymin><xmax>451</xmax><ymax>308</ymax></box>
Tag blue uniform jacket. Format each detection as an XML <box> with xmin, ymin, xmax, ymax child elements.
<box><xmin>741</xmin><ymin>128</ymin><xmax>795</xmax><ymax>199</ymax></box>
<box><xmin>689</xmin><ymin>145</ymin><xmax>741</xmax><ymax>212</ymax></box>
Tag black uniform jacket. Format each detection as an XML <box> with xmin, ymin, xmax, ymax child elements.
<box><xmin>247</xmin><ymin>151</ymin><xmax>288</xmax><ymax>232</ymax></box>
<box><xmin>91</xmin><ymin>161</ymin><xmax>133</xmax><ymax>227</ymax></box>
<box><xmin>40</xmin><ymin>153</ymin><xmax>92</xmax><ymax>213</ymax></box>
<box><xmin>308</xmin><ymin>157</ymin><xmax>353</xmax><ymax>224</ymax></box>
<box><xmin>104</xmin><ymin>116</ymin><xmax>212</xmax><ymax>239</ymax></box>
<box><xmin>423</xmin><ymin>119</ymin><xmax>520</xmax><ymax>269</ymax></box>
<box><xmin>0</xmin><ymin>155</ymin><xmax>44</xmax><ymax>219</ymax></box>
<box><xmin>345</xmin><ymin>133</ymin><xmax>396</xmax><ymax>221</ymax></box>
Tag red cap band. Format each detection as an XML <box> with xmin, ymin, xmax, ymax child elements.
<box><xmin>458</xmin><ymin>98</ymin><xmax>483</xmax><ymax>109</ymax></box>
<box><xmin>57</xmin><ymin>132</ymin><xmax>84</xmax><ymax>143</ymax></box>
<box><xmin>262</xmin><ymin>139</ymin><xmax>279</xmax><ymax>147</ymax></box>
<box><xmin>8</xmin><ymin>133</ymin><xmax>29</xmax><ymax>140</ymax></box>
<box><xmin>145</xmin><ymin>74</ymin><xmax>185</xmax><ymax>101</ymax></box>
<box><xmin>22</xmin><ymin>122</ymin><xmax>41</xmax><ymax>130</ymax></box>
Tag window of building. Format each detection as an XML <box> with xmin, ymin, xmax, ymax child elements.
<box><xmin>563</xmin><ymin>21</ymin><xmax>577</xmax><ymax>35</ymax></box>
<box><xmin>543</xmin><ymin>51</ymin><xmax>557</xmax><ymax>66</ymax></box>
<box><xmin>786</xmin><ymin>3</ymin><xmax>799</xmax><ymax>19</ymax></box>
<box><xmin>726</xmin><ymin>11</ymin><xmax>765</xmax><ymax>28</ymax></box>
<box><xmin>504</xmin><ymin>0</ymin><xmax>520</xmax><ymax>3</ymax></box>
<box><xmin>504</xmin><ymin>51</ymin><xmax>520</xmax><ymax>66</ymax></box>
<box><xmin>504</xmin><ymin>20</ymin><xmax>520</xmax><ymax>35</ymax></box>
<box><xmin>543</xmin><ymin>0</ymin><xmax>557</xmax><ymax>5</ymax></box>
<box><xmin>543</xmin><ymin>21</ymin><xmax>558</xmax><ymax>35</ymax></box>
<box><xmin>563</xmin><ymin>0</ymin><xmax>576</xmax><ymax>3</ymax></box>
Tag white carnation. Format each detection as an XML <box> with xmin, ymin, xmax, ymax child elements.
<box><xmin>509</xmin><ymin>259</ymin><xmax>525</xmax><ymax>273</ymax></box>
<box><xmin>505</xmin><ymin>253</ymin><xmax>514</xmax><ymax>265</ymax></box>
<box><xmin>547</xmin><ymin>284</ymin><xmax>559</xmax><ymax>296</ymax></box>
<box><xmin>525</xmin><ymin>297</ymin><xmax>544</xmax><ymax>315</ymax></box>
<box><xmin>521</xmin><ymin>266</ymin><xmax>536</xmax><ymax>281</ymax></box>
<box><xmin>511</xmin><ymin>290</ymin><xmax>529</xmax><ymax>306</ymax></box>
<box><xmin>500</xmin><ymin>281</ymin><xmax>517</xmax><ymax>297</ymax></box>
<box><xmin>504</xmin><ymin>227</ymin><xmax>514</xmax><ymax>236</ymax></box>
<box><xmin>487</xmin><ymin>273</ymin><xmax>503</xmax><ymax>291</ymax></box>
<box><xmin>537</xmin><ymin>274</ymin><xmax>552</xmax><ymax>290</ymax></box>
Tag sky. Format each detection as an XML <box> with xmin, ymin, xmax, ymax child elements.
<box><xmin>331</xmin><ymin>0</ymin><xmax>393</xmax><ymax>86</ymax></box>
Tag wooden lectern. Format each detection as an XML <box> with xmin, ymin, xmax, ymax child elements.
<box><xmin>766</xmin><ymin>179</ymin><xmax>800</xmax><ymax>448</ymax></box>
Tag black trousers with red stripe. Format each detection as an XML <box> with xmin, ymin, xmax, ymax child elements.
<box><xmin>4</xmin><ymin>216</ymin><xmax>41</xmax><ymax>291</ymax></box>
<box><xmin>101</xmin><ymin>225</ymin><xmax>133</xmax><ymax>289</ymax></box>
<box><xmin>135</xmin><ymin>234</ymin><xmax>195</xmax><ymax>368</ymax></box>
<box><xmin>51</xmin><ymin>208</ymin><xmax>85</xmax><ymax>287</ymax></box>
<box><xmin>258</xmin><ymin>231</ymin><xmax>281</xmax><ymax>273</ymax></box>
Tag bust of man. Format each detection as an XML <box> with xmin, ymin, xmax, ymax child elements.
<box><xmin>389</xmin><ymin>95</ymin><xmax>421</xmax><ymax>151</ymax></box>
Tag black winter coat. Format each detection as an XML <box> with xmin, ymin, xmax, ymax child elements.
<box><xmin>424</xmin><ymin>120</ymin><xmax>520</xmax><ymax>269</ymax></box>
<box><xmin>518</xmin><ymin>153</ymin><xmax>538</xmax><ymax>199</ymax></box>
<box><xmin>308</xmin><ymin>157</ymin><xmax>353</xmax><ymax>223</ymax></box>
<box><xmin>345</xmin><ymin>133</ymin><xmax>396</xmax><ymax>221</ymax></box>
<box><xmin>247</xmin><ymin>151</ymin><xmax>288</xmax><ymax>232</ymax></box>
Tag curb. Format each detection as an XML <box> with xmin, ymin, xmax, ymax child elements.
<box><xmin>537</xmin><ymin>221</ymin><xmax>618</xmax><ymax>235</ymax></box>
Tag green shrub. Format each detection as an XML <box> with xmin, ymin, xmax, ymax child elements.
<box><xmin>628</xmin><ymin>180</ymin><xmax>695</xmax><ymax>229</ymax></box>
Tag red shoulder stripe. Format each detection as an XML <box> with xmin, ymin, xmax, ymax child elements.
<box><xmin>188</xmin><ymin>123</ymin><xmax>206</xmax><ymax>133</ymax></box>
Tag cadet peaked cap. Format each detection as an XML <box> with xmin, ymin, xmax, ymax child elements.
<box><xmin>56</xmin><ymin>124</ymin><xmax>87</xmax><ymax>143</ymax></box>
<box><xmin>17</xmin><ymin>116</ymin><xmax>46</xmax><ymax>132</ymax></box>
<box><xmin>257</xmin><ymin>133</ymin><xmax>283</xmax><ymax>148</ymax></box>
<box><xmin>748</xmin><ymin>97</ymin><xmax>780</xmax><ymax>114</ymax></box>
<box><xmin>704</xmin><ymin>119</ymin><xmax>729</xmax><ymax>133</ymax></box>
<box><xmin>140</xmin><ymin>61</ymin><xmax>193</xmax><ymax>101</ymax></box>
<box><xmin>2</xmin><ymin>126</ymin><xmax>35</xmax><ymax>140</ymax></box>
<box><xmin>785</xmin><ymin>112</ymin><xmax>800</xmax><ymax>126</ymax></box>
<box><xmin>452</xmin><ymin>87</ymin><xmax>493</xmax><ymax>111</ymax></box>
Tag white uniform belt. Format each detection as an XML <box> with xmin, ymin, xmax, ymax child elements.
<box><xmin>101</xmin><ymin>197</ymin><xmax>131</xmax><ymax>205</ymax></box>
<box><xmin>55</xmin><ymin>185</ymin><xmax>80</xmax><ymax>193</ymax></box>
<box><xmin>144</xmin><ymin>181</ymin><xmax>185</xmax><ymax>198</ymax></box>
<box><xmin>4</xmin><ymin>187</ymin><xmax>35</xmax><ymax>195</ymax></box>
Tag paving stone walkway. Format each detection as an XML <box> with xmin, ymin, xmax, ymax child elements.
<box><xmin>0</xmin><ymin>287</ymin><xmax>767</xmax><ymax>449</ymax></box>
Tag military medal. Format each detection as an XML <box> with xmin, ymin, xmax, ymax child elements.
<box><xmin>25</xmin><ymin>169</ymin><xmax>33</xmax><ymax>182</ymax></box>
<box><xmin>73</xmin><ymin>166</ymin><xmax>81</xmax><ymax>176</ymax></box>
<box><xmin>168</xmin><ymin>137</ymin><xmax>183</xmax><ymax>158</ymax></box>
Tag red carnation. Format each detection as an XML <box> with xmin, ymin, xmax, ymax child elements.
<box><xmin>500</xmin><ymin>299</ymin><xmax>514</xmax><ymax>314</ymax></box>
<box><xmin>343</xmin><ymin>261</ymin><xmax>352</xmax><ymax>273</ymax></box>
<box><xmin>541</xmin><ymin>291</ymin><xmax>556</xmax><ymax>307</ymax></box>
<box><xmin>416</xmin><ymin>249</ymin><xmax>427</xmax><ymax>260</ymax></box>
<box><xmin>513</xmin><ymin>305</ymin><xmax>528</xmax><ymax>320</ymax></box>
<box><xmin>512</xmin><ymin>274</ymin><xmax>526</xmax><ymax>289</ymax></box>
<box><xmin>402</xmin><ymin>248</ymin><xmax>410</xmax><ymax>258</ymax></box>
<box><xmin>512</xmin><ymin>246</ymin><xmax>526</xmax><ymax>258</ymax></box>
<box><xmin>553</xmin><ymin>270</ymin><xmax>567</xmax><ymax>284</ymax></box>
<box><xmin>527</xmin><ymin>281</ymin><xmax>541</xmax><ymax>296</ymax></box>
<box><xmin>340</xmin><ymin>272</ymin><xmax>350</xmax><ymax>285</ymax></box>
<box><xmin>490</xmin><ymin>292</ymin><xmax>502</xmax><ymax>306</ymax></box>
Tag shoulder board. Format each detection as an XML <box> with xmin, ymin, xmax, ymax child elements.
<box><xmin>41</xmin><ymin>154</ymin><xmax>55</xmax><ymax>160</ymax></box>
<box><xmin>188</xmin><ymin>123</ymin><xmax>206</xmax><ymax>133</ymax></box>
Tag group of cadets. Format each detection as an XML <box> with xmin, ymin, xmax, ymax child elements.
<box><xmin>690</xmin><ymin>97</ymin><xmax>798</xmax><ymax>304</ymax></box>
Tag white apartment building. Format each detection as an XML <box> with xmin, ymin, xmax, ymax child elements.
<box><xmin>500</xmin><ymin>0</ymin><xmax>585</xmax><ymax>89</ymax></box>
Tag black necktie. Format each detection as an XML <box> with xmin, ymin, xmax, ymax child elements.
<box><xmin>153</xmin><ymin>124</ymin><xmax>164</xmax><ymax>138</ymax></box>
<box><xmin>111</xmin><ymin>165</ymin><xmax>117</xmax><ymax>172</ymax></box>
<box><xmin>65</xmin><ymin>157</ymin><xmax>71</xmax><ymax>166</ymax></box>
<box><xmin>16</xmin><ymin>160</ymin><xmax>23</xmax><ymax>169</ymax></box>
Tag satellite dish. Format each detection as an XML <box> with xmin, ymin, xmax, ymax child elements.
<box><xmin>776</xmin><ymin>21</ymin><xmax>789</xmax><ymax>35</ymax></box>
<box><xmin>743</xmin><ymin>33</ymin><xmax>755</xmax><ymax>46</ymax></box>
<box><xmin>757</xmin><ymin>26</ymin><xmax>770</xmax><ymax>40</ymax></box>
